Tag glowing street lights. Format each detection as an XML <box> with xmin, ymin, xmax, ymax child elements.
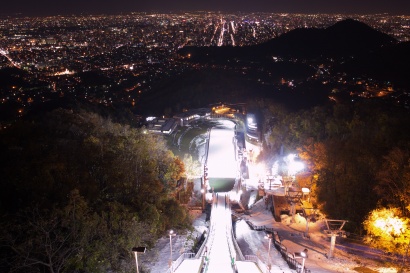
<box><xmin>131</xmin><ymin>247</ymin><xmax>146</xmax><ymax>273</ymax></box>
<box><xmin>294</xmin><ymin>249</ymin><xmax>308</xmax><ymax>273</ymax></box>
<box><xmin>265</xmin><ymin>233</ymin><xmax>273</xmax><ymax>270</ymax></box>
<box><xmin>169</xmin><ymin>230</ymin><xmax>176</xmax><ymax>273</ymax></box>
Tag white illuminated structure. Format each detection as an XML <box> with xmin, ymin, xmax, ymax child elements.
<box><xmin>206</xmin><ymin>128</ymin><xmax>238</xmax><ymax>179</ymax></box>
<box><xmin>174</xmin><ymin>121</ymin><xmax>261</xmax><ymax>273</ymax></box>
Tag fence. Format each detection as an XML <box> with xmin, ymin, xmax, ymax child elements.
<box><xmin>244</xmin><ymin>255</ymin><xmax>269</xmax><ymax>273</ymax></box>
<box><xmin>244</xmin><ymin>220</ymin><xmax>312</xmax><ymax>273</ymax></box>
<box><xmin>245</xmin><ymin>219</ymin><xmax>266</xmax><ymax>231</ymax></box>
<box><xmin>165</xmin><ymin>253</ymin><xmax>197</xmax><ymax>273</ymax></box>
<box><xmin>225</xmin><ymin>203</ymin><xmax>238</xmax><ymax>263</ymax></box>
<box><xmin>271</xmin><ymin>231</ymin><xmax>311</xmax><ymax>273</ymax></box>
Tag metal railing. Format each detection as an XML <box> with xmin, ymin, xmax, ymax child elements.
<box><xmin>271</xmin><ymin>231</ymin><xmax>311</xmax><ymax>273</ymax></box>
<box><xmin>225</xmin><ymin>203</ymin><xmax>237</xmax><ymax>264</ymax></box>
<box><xmin>244</xmin><ymin>255</ymin><xmax>269</xmax><ymax>272</ymax></box>
<box><xmin>165</xmin><ymin>253</ymin><xmax>197</xmax><ymax>273</ymax></box>
<box><xmin>245</xmin><ymin>220</ymin><xmax>266</xmax><ymax>231</ymax></box>
<box><xmin>241</xmin><ymin>219</ymin><xmax>312</xmax><ymax>273</ymax></box>
<box><xmin>195</xmin><ymin>230</ymin><xmax>210</xmax><ymax>259</ymax></box>
<box><xmin>201</xmin><ymin>196</ymin><xmax>219</xmax><ymax>273</ymax></box>
<box><xmin>231</xmin><ymin>227</ymin><xmax>245</xmax><ymax>261</ymax></box>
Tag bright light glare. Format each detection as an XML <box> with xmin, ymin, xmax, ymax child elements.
<box><xmin>288</xmin><ymin>161</ymin><xmax>304</xmax><ymax>175</ymax></box>
<box><xmin>207</xmin><ymin>128</ymin><xmax>237</xmax><ymax>178</ymax></box>
<box><xmin>271</xmin><ymin>154</ymin><xmax>305</xmax><ymax>177</ymax></box>
<box><xmin>374</xmin><ymin>216</ymin><xmax>405</xmax><ymax>236</ymax></box>
<box><xmin>254</xmin><ymin>163</ymin><xmax>266</xmax><ymax>178</ymax></box>
<box><xmin>286</xmin><ymin>154</ymin><xmax>296</xmax><ymax>162</ymax></box>
<box><xmin>271</xmin><ymin>161</ymin><xmax>279</xmax><ymax>176</ymax></box>
<box><xmin>284</xmin><ymin>154</ymin><xmax>304</xmax><ymax>175</ymax></box>
<box><xmin>230</xmin><ymin>191</ymin><xmax>242</xmax><ymax>202</ymax></box>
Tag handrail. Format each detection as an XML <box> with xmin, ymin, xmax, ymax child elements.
<box><xmin>244</xmin><ymin>255</ymin><xmax>268</xmax><ymax>273</ymax></box>
<box><xmin>203</xmin><ymin>196</ymin><xmax>218</xmax><ymax>272</ymax></box>
<box><xmin>195</xmin><ymin>229</ymin><xmax>210</xmax><ymax>259</ymax></box>
<box><xmin>231</xmin><ymin>227</ymin><xmax>245</xmax><ymax>261</ymax></box>
<box><xmin>225</xmin><ymin>204</ymin><xmax>236</xmax><ymax>263</ymax></box>
<box><xmin>242</xmin><ymin>220</ymin><xmax>313</xmax><ymax>273</ymax></box>
<box><xmin>174</xmin><ymin>253</ymin><xmax>196</xmax><ymax>269</ymax></box>
<box><xmin>165</xmin><ymin>253</ymin><xmax>196</xmax><ymax>273</ymax></box>
<box><xmin>245</xmin><ymin>220</ymin><xmax>266</xmax><ymax>231</ymax></box>
<box><xmin>271</xmin><ymin>231</ymin><xmax>311</xmax><ymax>273</ymax></box>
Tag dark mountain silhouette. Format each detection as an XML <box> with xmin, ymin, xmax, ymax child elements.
<box><xmin>178</xmin><ymin>19</ymin><xmax>397</xmax><ymax>62</ymax></box>
<box><xmin>261</xmin><ymin>19</ymin><xmax>396</xmax><ymax>58</ymax></box>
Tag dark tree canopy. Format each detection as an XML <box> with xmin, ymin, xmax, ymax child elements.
<box><xmin>0</xmin><ymin>108</ymin><xmax>190</xmax><ymax>273</ymax></box>
<box><xmin>259</xmin><ymin>98</ymin><xmax>410</xmax><ymax>231</ymax></box>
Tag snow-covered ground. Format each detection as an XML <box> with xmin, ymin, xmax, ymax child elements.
<box><xmin>142</xmin><ymin>199</ymin><xmax>399</xmax><ymax>273</ymax></box>
<box><xmin>235</xmin><ymin>197</ymin><xmax>400</xmax><ymax>273</ymax></box>
<box><xmin>139</xmin><ymin>210</ymin><xmax>207</xmax><ymax>273</ymax></box>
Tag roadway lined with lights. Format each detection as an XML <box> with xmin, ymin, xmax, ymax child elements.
<box><xmin>0</xmin><ymin>48</ymin><xmax>20</xmax><ymax>68</ymax></box>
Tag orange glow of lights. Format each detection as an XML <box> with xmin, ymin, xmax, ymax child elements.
<box><xmin>374</xmin><ymin>216</ymin><xmax>405</xmax><ymax>236</ymax></box>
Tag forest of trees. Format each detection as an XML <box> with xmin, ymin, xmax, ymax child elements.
<box><xmin>255</xmin><ymin>99</ymin><xmax>410</xmax><ymax>235</ymax></box>
<box><xmin>0</xmin><ymin>108</ymin><xmax>191</xmax><ymax>273</ymax></box>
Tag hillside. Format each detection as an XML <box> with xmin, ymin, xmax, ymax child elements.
<box><xmin>337</xmin><ymin>41</ymin><xmax>410</xmax><ymax>88</ymax></box>
<box><xmin>178</xmin><ymin>19</ymin><xmax>397</xmax><ymax>62</ymax></box>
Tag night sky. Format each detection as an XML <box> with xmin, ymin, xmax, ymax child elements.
<box><xmin>2</xmin><ymin>0</ymin><xmax>410</xmax><ymax>17</ymax></box>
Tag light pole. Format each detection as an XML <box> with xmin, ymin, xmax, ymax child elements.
<box><xmin>169</xmin><ymin>230</ymin><xmax>176</xmax><ymax>273</ymax></box>
<box><xmin>132</xmin><ymin>247</ymin><xmax>146</xmax><ymax>273</ymax></box>
<box><xmin>294</xmin><ymin>249</ymin><xmax>308</xmax><ymax>273</ymax></box>
<box><xmin>265</xmin><ymin>233</ymin><xmax>272</xmax><ymax>271</ymax></box>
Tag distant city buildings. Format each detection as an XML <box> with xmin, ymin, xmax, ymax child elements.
<box><xmin>0</xmin><ymin>12</ymin><xmax>409</xmax><ymax>123</ymax></box>
<box><xmin>146</xmin><ymin>117</ymin><xmax>178</xmax><ymax>134</ymax></box>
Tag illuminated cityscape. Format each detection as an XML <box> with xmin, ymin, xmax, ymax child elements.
<box><xmin>1</xmin><ymin>12</ymin><xmax>410</xmax><ymax>125</ymax></box>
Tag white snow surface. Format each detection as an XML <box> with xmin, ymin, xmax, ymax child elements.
<box><xmin>235</xmin><ymin>198</ymin><xmax>399</xmax><ymax>273</ymax></box>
